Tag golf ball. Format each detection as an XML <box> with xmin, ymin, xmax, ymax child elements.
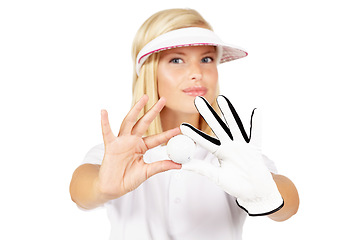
<box><xmin>167</xmin><ymin>135</ymin><xmax>195</xmax><ymax>164</ymax></box>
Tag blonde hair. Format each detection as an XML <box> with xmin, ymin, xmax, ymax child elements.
<box><xmin>131</xmin><ymin>8</ymin><xmax>220</xmax><ymax>136</ymax></box>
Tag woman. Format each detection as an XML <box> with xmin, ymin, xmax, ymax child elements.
<box><xmin>70</xmin><ymin>8</ymin><xmax>299</xmax><ymax>239</ymax></box>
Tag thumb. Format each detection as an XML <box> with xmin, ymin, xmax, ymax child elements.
<box><xmin>182</xmin><ymin>158</ymin><xmax>220</xmax><ymax>184</ymax></box>
<box><xmin>146</xmin><ymin>160</ymin><xmax>182</xmax><ymax>179</ymax></box>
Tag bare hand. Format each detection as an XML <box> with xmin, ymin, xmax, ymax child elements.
<box><xmin>96</xmin><ymin>95</ymin><xmax>181</xmax><ymax>201</ymax></box>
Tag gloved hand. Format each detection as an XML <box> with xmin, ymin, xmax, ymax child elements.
<box><xmin>180</xmin><ymin>95</ymin><xmax>284</xmax><ymax>216</ymax></box>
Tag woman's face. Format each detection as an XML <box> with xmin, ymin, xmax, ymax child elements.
<box><xmin>157</xmin><ymin>45</ymin><xmax>218</xmax><ymax>115</ymax></box>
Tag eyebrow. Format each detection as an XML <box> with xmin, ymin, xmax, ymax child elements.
<box><xmin>202</xmin><ymin>50</ymin><xmax>217</xmax><ymax>55</ymax></box>
<box><xmin>167</xmin><ymin>51</ymin><xmax>186</xmax><ymax>56</ymax></box>
<box><xmin>163</xmin><ymin>49</ymin><xmax>217</xmax><ymax>57</ymax></box>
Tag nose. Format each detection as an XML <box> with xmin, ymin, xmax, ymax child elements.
<box><xmin>189</xmin><ymin>62</ymin><xmax>203</xmax><ymax>81</ymax></box>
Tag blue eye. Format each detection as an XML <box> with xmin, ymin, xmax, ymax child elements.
<box><xmin>201</xmin><ymin>57</ymin><xmax>213</xmax><ymax>63</ymax></box>
<box><xmin>170</xmin><ymin>58</ymin><xmax>183</xmax><ymax>64</ymax></box>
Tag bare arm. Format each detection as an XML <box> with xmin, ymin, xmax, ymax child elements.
<box><xmin>268</xmin><ymin>173</ymin><xmax>299</xmax><ymax>221</ymax></box>
<box><xmin>69</xmin><ymin>95</ymin><xmax>181</xmax><ymax>209</ymax></box>
<box><xmin>70</xmin><ymin>164</ymin><xmax>105</xmax><ymax>209</ymax></box>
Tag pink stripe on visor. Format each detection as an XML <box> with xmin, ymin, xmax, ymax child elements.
<box><xmin>135</xmin><ymin>27</ymin><xmax>248</xmax><ymax>76</ymax></box>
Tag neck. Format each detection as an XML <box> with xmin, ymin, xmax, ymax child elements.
<box><xmin>160</xmin><ymin>107</ymin><xmax>201</xmax><ymax>132</ymax></box>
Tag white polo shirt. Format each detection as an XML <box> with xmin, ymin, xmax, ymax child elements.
<box><xmin>82</xmin><ymin>144</ymin><xmax>277</xmax><ymax>240</ymax></box>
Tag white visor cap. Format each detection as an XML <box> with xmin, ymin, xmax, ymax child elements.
<box><xmin>136</xmin><ymin>27</ymin><xmax>248</xmax><ymax>76</ymax></box>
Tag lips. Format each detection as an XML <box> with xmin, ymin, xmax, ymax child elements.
<box><xmin>183</xmin><ymin>86</ymin><xmax>208</xmax><ymax>97</ymax></box>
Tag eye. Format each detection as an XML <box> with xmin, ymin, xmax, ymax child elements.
<box><xmin>201</xmin><ymin>57</ymin><xmax>214</xmax><ymax>63</ymax></box>
<box><xmin>170</xmin><ymin>58</ymin><xmax>183</xmax><ymax>64</ymax></box>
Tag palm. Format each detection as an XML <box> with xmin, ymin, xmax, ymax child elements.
<box><xmin>97</xmin><ymin>95</ymin><xmax>181</xmax><ymax>200</ymax></box>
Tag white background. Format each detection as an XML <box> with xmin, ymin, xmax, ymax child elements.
<box><xmin>1</xmin><ymin>0</ymin><xmax>359</xmax><ymax>239</ymax></box>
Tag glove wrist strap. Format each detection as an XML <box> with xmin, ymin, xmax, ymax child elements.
<box><xmin>236</xmin><ymin>192</ymin><xmax>284</xmax><ymax>217</ymax></box>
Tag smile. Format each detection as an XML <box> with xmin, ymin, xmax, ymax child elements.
<box><xmin>183</xmin><ymin>86</ymin><xmax>208</xmax><ymax>97</ymax></box>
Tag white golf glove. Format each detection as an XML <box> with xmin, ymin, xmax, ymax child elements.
<box><xmin>180</xmin><ymin>95</ymin><xmax>284</xmax><ymax>216</ymax></box>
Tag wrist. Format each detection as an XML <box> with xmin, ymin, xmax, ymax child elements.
<box><xmin>93</xmin><ymin>176</ymin><xmax>122</xmax><ymax>205</ymax></box>
<box><xmin>236</xmin><ymin>191</ymin><xmax>284</xmax><ymax>216</ymax></box>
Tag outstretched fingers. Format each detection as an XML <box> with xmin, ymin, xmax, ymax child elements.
<box><xmin>119</xmin><ymin>95</ymin><xmax>149</xmax><ymax>136</ymax></box>
<box><xmin>249</xmin><ymin>108</ymin><xmax>262</xmax><ymax>149</ymax></box>
<box><xmin>195</xmin><ymin>96</ymin><xmax>233</xmax><ymax>142</ymax></box>
<box><xmin>217</xmin><ymin>95</ymin><xmax>249</xmax><ymax>142</ymax></box>
<box><xmin>143</xmin><ymin>127</ymin><xmax>181</xmax><ymax>150</ymax></box>
<box><xmin>101</xmin><ymin>109</ymin><xmax>116</xmax><ymax>144</ymax></box>
<box><xmin>216</xmin><ymin>95</ymin><xmax>261</xmax><ymax>146</ymax></box>
<box><xmin>132</xmin><ymin>97</ymin><xmax>167</xmax><ymax>137</ymax></box>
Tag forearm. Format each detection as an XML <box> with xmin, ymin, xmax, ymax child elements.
<box><xmin>268</xmin><ymin>173</ymin><xmax>299</xmax><ymax>221</ymax></box>
<box><xmin>69</xmin><ymin>164</ymin><xmax>110</xmax><ymax>210</ymax></box>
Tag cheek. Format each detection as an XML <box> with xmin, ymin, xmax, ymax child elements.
<box><xmin>157</xmin><ymin>75</ymin><xmax>171</xmax><ymax>97</ymax></box>
<box><xmin>157</xmin><ymin>66</ymin><xmax>170</xmax><ymax>97</ymax></box>
<box><xmin>208</xmin><ymin>69</ymin><xmax>219</xmax><ymax>90</ymax></box>
<box><xmin>212</xmin><ymin>68</ymin><xmax>219</xmax><ymax>84</ymax></box>
<box><xmin>157</xmin><ymin>74</ymin><xmax>179</xmax><ymax>100</ymax></box>
<box><xmin>157</xmin><ymin>66</ymin><xmax>183</xmax><ymax>96</ymax></box>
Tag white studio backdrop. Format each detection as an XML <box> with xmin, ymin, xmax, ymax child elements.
<box><xmin>1</xmin><ymin>0</ymin><xmax>359</xmax><ymax>239</ymax></box>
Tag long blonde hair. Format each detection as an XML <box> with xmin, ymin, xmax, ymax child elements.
<box><xmin>131</xmin><ymin>8</ymin><xmax>220</xmax><ymax>136</ymax></box>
